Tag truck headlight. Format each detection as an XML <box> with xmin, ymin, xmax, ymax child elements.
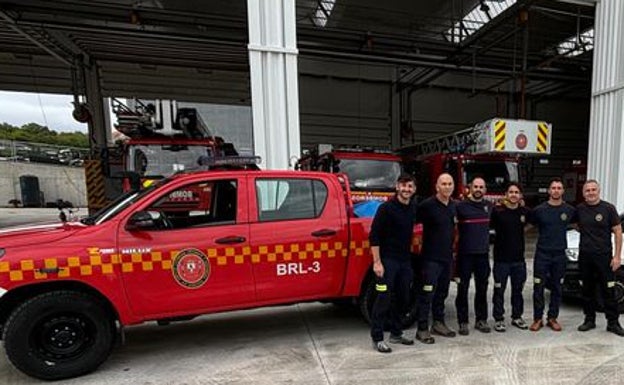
<box><xmin>565</xmin><ymin>248</ymin><xmax>579</xmax><ymax>262</ymax></box>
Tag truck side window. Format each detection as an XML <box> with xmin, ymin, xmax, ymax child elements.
<box><xmin>147</xmin><ymin>179</ymin><xmax>237</xmax><ymax>229</ymax></box>
<box><xmin>256</xmin><ymin>178</ymin><xmax>328</xmax><ymax>221</ymax></box>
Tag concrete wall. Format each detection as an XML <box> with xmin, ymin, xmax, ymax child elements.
<box><xmin>0</xmin><ymin>162</ymin><xmax>87</xmax><ymax>207</ymax></box>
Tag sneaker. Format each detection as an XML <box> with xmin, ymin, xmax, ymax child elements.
<box><xmin>373</xmin><ymin>340</ymin><xmax>392</xmax><ymax>353</ymax></box>
<box><xmin>547</xmin><ymin>318</ymin><xmax>562</xmax><ymax>332</ymax></box>
<box><xmin>389</xmin><ymin>334</ymin><xmax>414</xmax><ymax>345</ymax></box>
<box><xmin>475</xmin><ymin>320</ymin><xmax>491</xmax><ymax>333</ymax></box>
<box><xmin>458</xmin><ymin>323</ymin><xmax>470</xmax><ymax>336</ymax></box>
<box><xmin>494</xmin><ymin>320</ymin><xmax>506</xmax><ymax>332</ymax></box>
<box><xmin>416</xmin><ymin>329</ymin><xmax>435</xmax><ymax>344</ymax></box>
<box><xmin>577</xmin><ymin>320</ymin><xmax>596</xmax><ymax>332</ymax></box>
<box><xmin>607</xmin><ymin>323</ymin><xmax>624</xmax><ymax>336</ymax></box>
<box><xmin>529</xmin><ymin>319</ymin><xmax>543</xmax><ymax>332</ymax></box>
<box><xmin>511</xmin><ymin>318</ymin><xmax>528</xmax><ymax>330</ymax></box>
<box><xmin>432</xmin><ymin>321</ymin><xmax>456</xmax><ymax>337</ymax></box>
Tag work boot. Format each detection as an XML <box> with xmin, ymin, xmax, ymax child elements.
<box><xmin>494</xmin><ymin>320</ymin><xmax>506</xmax><ymax>332</ymax></box>
<box><xmin>458</xmin><ymin>323</ymin><xmax>470</xmax><ymax>336</ymax></box>
<box><xmin>475</xmin><ymin>320</ymin><xmax>491</xmax><ymax>333</ymax></box>
<box><xmin>416</xmin><ymin>329</ymin><xmax>435</xmax><ymax>344</ymax></box>
<box><xmin>547</xmin><ymin>318</ymin><xmax>562</xmax><ymax>332</ymax></box>
<box><xmin>577</xmin><ymin>320</ymin><xmax>596</xmax><ymax>332</ymax></box>
<box><xmin>389</xmin><ymin>334</ymin><xmax>414</xmax><ymax>345</ymax></box>
<box><xmin>373</xmin><ymin>340</ymin><xmax>392</xmax><ymax>353</ymax></box>
<box><xmin>529</xmin><ymin>319</ymin><xmax>543</xmax><ymax>332</ymax></box>
<box><xmin>511</xmin><ymin>318</ymin><xmax>528</xmax><ymax>330</ymax></box>
<box><xmin>606</xmin><ymin>322</ymin><xmax>624</xmax><ymax>337</ymax></box>
<box><xmin>432</xmin><ymin>321</ymin><xmax>456</xmax><ymax>337</ymax></box>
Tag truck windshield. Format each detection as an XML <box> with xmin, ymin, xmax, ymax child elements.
<box><xmin>338</xmin><ymin>159</ymin><xmax>402</xmax><ymax>191</ymax></box>
<box><xmin>128</xmin><ymin>144</ymin><xmax>214</xmax><ymax>177</ymax></box>
<box><xmin>463</xmin><ymin>160</ymin><xmax>518</xmax><ymax>194</ymax></box>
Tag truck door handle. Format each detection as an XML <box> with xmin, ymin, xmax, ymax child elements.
<box><xmin>311</xmin><ymin>229</ymin><xmax>337</xmax><ymax>237</ymax></box>
<box><xmin>215</xmin><ymin>236</ymin><xmax>246</xmax><ymax>244</ymax></box>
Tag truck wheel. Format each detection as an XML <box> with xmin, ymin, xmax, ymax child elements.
<box><xmin>2</xmin><ymin>290</ymin><xmax>115</xmax><ymax>380</ymax></box>
<box><xmin>359</xmin><ymin>278</ymin><xmax>419</xmax><ymax>328</ymax></box>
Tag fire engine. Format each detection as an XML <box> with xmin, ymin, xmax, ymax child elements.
<box><xmin>0</xmin><ymin>169</ymin><xmax>421</xmax><ymax>380</ymax></box>
<box><xmin>296</xmin><ymin>144</ymin><xmax>403</xmax><ymax>203</ymax></box>
<box><xmin>398</xmin><ymin>118</ymin><xmax>552</xmax><ymax>204</ymax></box>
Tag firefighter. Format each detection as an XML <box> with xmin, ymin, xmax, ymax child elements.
<box><xmin>369</xmin><ymin>173</ymin><xmax>417</xmax><ymax>353</ymax></box>
<box><xmin>576</xmin><ymin>180</ymin><xmax>624</xmax><ymax>336</ymax></box>
<box><xmin>415</xmin><ymin>173</ymin><xmax>457</xmax><ymax>344</ymax></box>
<box><xmin>528</xmin><ymin>178</ymin><xmax>576</xmax><ymax>332</ymax></box>
<box><xmin>490</xmin><ymin>182</ymin><xmax>530</xmax><ymax>332</ymax></box>
<box><xmin>455</xmin><ymin>177</ymin><xmax>493</xmax><ymax>335</ymax></box>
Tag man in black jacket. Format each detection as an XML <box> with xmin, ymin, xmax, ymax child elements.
<box><xmin>369</xmin><ymin>173</ymin><xmax>417</xmax><ymax>353</ymax></box>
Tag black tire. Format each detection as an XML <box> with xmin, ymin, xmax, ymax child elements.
<box><xmin>358</xmin><ymin>276</ymin><xmax>419</xmax><ymax>329</ymax></box>
<box><xmin>3</xmin><ymin>290</ymin><xmax>115</xmax><ymax>380</ymax></box>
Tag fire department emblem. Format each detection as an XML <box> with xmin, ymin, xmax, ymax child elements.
<box><xmin>560</xmin><ymin>213</ymin><xmax>568</xmax><ymax>221</ymax></box>
<box><xmin>172</xmin><ymin>248</ymin><xmax>210</xmax><ymax>289</ymax></box>
<box><xmin>595</xmin><ymin>213</ymin><xmax>603</xmax><ymax>222</ymax></box>
<box><xmin>520</xmin><ymin>215</ymin><xmax>526</xmax><ymax>223</ymax></box>
<box><xmin>484</xmin><ymin>205</ymin><xmax>489</xmax><ymax>213</ymax></box>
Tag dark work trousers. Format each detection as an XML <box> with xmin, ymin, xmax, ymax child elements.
<box><xmin>533</xmin><ymin>249</ymin><xmax>566</xmax><ymax>320</ymax></box>
<box><xmin>492</xmin><ymin>261</ymin><xmax>527</xmax><ymax>321</ymax></box>
<box><xmin>370</xmin><ymin>258</ymin><xmax>413</xmax><ymax>342</ymax></box>
<box><xmin>417</xmin><ymin>259</ymin><xmax>452</xmax><ymax>330</ymax></box>
<box><xmin>579</xmin><ymin>252</ymin><xmax>619</xmax><ymax>324</ymax></box>
<box><xmin>455</xmin><ymin>253</ymin><xmax>491</xmax><ymax>324</ymax></box>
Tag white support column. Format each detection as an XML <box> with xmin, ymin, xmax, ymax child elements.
<box><xmin>247</xmin><ymin>0</ymin><xmax>300</xmax><ymax>170</ymax></box>
<box><xmin>588</xmin><ymin>0</ymin><xmax>624</xmax><ymax>210</ymax></box>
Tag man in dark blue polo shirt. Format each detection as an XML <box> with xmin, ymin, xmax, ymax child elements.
<box><xmin>455</xmin><ymin>177</ymin><xmax>493</xmax><ymax>335</ymax></box>
<box><xmin>415</xmin><ymin>173</ymin><xmax>457</xmax><ymax>344</ymax></box>
<box><xmin>576</xmin><ymin>179</ymin><xmax>624</xmax><ymax>336</ymax></box>
<box><xmin>528</xmin><ymin>178</ymin><xmax>576</xmax><ymax>332</ymax></box>
<box><xmin>369</xmin><ymin>173</ymin><xmax>417</xmax><ymax>353</ymax></box>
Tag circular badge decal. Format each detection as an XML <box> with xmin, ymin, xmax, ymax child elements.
<box><xmin>595</xmin><ymin>213</ymin><xmax>603</xmax><ymax>222</ymax></box>
<box><xmin>560</xmin><ymin>213</ymin><xmax>568</xmax><ymax>221</ymax></box>
<box><xmin>515</xmin><ymin>134</ymin><xmax>528</xmax><ymax>150</ymax></box>
<box><xmin>172</xmin><ymin>248</ymin><xmax>210</xmax><ymax>289</ymax></box>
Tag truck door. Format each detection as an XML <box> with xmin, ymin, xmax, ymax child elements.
<box><xmin>117</xmin><ymin>176</ymin><xmax>254</xmax><ymax>318</ymax></box>
<box><xmin>249</xmin><ymin>176</ymin><xmax>349</xmax><ymax>302</ymax></box>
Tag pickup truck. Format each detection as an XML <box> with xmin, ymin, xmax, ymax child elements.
<box><xmin>0</xmin><ymin>169</ymin><xmax>421</xmax><ymax>380</ymax></box>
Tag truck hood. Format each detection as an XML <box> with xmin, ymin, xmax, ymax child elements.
<box><xmin>0</xmin><ymin>222</ymin><xmax>85</xmax><ymax>248</ymax></box>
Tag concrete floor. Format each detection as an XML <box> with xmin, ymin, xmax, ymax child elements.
<box><xmin>1</xmin><ymin>209</ymin><xmax>624</xmax><ymax>384</ymax></box>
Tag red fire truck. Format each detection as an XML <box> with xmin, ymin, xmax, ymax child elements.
<box><xmin>399</xmin><ymin>118</ymin><xmax>552</xmax><ymax>204</ymax></box>
<box><xmin>296</xmin><ymin>145</ymin><xmax>403</xmax><ymax>203</ymax></box>
<box><xmin>0</xmin><ymin>169</ymin><xmax>421</xmax><ymax>380</ymax></box>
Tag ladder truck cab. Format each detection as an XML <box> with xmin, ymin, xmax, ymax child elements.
<box><xmin>398</xmin><ymin>118</ymin><xmax>552</xmax><ymax>204</ymax></box>
<box><xmin>296</xmin><ymin>144</ymin><xmax>403</xmax><ymax>203</ymax></box>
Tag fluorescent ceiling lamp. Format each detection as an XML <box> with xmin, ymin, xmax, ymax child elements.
<box><xmin>445</xmin><ymin>0</ymin><xmax>517</xmax><ymax>43</ymax></box>
<box><xmin>556</xmin><ymin>28</ymin><xmax>594</xmax><ymax>57</ymax></box>
<box><xmin>313</xmin><ymin>0</ymin><xmax>336</xmax><ymax>27</ymax></box>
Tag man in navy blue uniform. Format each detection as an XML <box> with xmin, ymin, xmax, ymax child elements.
<box><xmin>369</xmin><ymin>173</ymin><xmax>417</xmax><ymax>352</ymax></box>
<box><xmin>528</xmin><ymin>178</ymin><xmax>576</xmax><ymax>332</ymax></box>
<box><xmin>490</xmin><ymin>182</ymin><xmax>530</xmax><ymax>332</ymax></box>
<box><xmin>455</xmin><ymin>177</ymin><xmax>493</xmax><ymax>335</ymax></box>
<box><xmin>576</xmin><ymin>180</ymin><xmax>624</xmax><ymax>336</ymax></box>
<box><xmin>415</xmin><ymin>173</ymin><xmax>457</xmax><ymax>344</ymax></box>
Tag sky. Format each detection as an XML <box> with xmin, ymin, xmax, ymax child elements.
<box><xmin>0</xmin><ymin>90</ymin><xmax>88</xmax><ymax>133</ymax></box>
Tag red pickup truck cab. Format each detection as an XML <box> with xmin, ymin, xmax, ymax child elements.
<box><xmin>0</xmin><ymin>170</ymin><xmax>422</xmax><ymax>380</ymax></box>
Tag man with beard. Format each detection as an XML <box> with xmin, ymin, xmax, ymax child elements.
<box><xmin>369</xmin><ymin>173</ymin><xmax>418</xmax><ymax>352</ymax></box>
<box><xmin>415</xmin><ymin>173</ymin><xmax>457</xmax><ymax>344</ymax></box>
<box><xmin>455</xmin><ymin>177</ymin><xmax>493</xmax><ymax>335</ymax></box>
<box><xmin>576</xmin><ymin>180</ymin><xmax>624</xmax><ymax>336</ymax></box>
<box><xmin>528</xmin><ymin>178</ymin><xmax>576</xmax><ymax>332</ymax></box>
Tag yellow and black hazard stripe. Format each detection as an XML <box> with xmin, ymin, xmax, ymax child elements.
<box><xmin>494</xmin><ymin>120</ymin><xmax>506</xmax><ymax>151</ymax></box>
<box><xmin>84</xmin><ymin>160</ymin><xmax>107</xmax><ymax>211</ymax></box>
<box><xmin>0</xmin><ymin>237</ymin><xmax>424</xmax><ymax>283</ymax></box>
<box><xmin>537</xmin><ymin>122</ymin><xmax>549</xmax><ymax>153</ymax></box>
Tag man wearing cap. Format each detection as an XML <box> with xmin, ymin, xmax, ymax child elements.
<box><xmin>369</xmin><ymin>173</ymin><xmax>418</xmax><ymax>353</ymax></box>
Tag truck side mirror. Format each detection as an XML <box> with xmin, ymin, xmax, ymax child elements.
<box><xmin>126</xmin><ymin>211</ymin><xmax>155</xmax><ymax>231</ymax></box>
